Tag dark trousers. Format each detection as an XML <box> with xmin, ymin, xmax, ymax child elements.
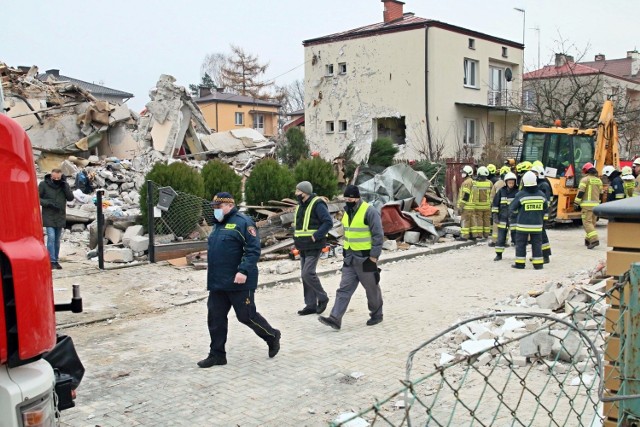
<box><xmin>207</xmin><ymin>290</ymin><xmax>278</xmax><ymax>357</ymax></box>
<box><xmin>300</xmin><ymin>250</ymin><xmax>328</xmax><ymax>309</ymax></box>
<box><xmin>329</xmin><ymin>259</ymin><xmax>383</xmax><ymax>326</ymax></box>
<box><xmin>541</xmin><ymin>228</ymin><xmax>551</xmax><ymax>258</ymax></box>
<box><xmin>515</xmin><ymin>232</ymin><xmax>543</xmax><ymax>267</ymax></box>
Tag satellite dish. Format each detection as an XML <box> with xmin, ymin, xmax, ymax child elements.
<box><xmin>505</xmin><ymin>68</ymin><xmax>513</xmax><ymax>82</ymax></box>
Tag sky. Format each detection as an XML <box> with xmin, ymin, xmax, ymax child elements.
<box><xmin>3</xmin><ymin>0</ymin><xmax>638</xmax><ymax>111</ymax></box>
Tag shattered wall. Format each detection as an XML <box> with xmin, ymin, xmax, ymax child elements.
<box><xmin>303</xmin><ymin>29</ymin><xmax>427</xmax><ymax>163</ymax></box>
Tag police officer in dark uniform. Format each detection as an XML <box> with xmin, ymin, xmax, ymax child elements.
<box><xmin>509</xmin><ymin>172</ymin><xmax>548</xmax><ymax>270</ymax></box>
<box><xmin>198</xmin><ymin>192</ymin><xmax>281</xmax><ymax>368</ymax></box>
<box><xmin>293</xmin><ymin>181</ymin><xmax>333</xmax><ymax>316</ymax></box>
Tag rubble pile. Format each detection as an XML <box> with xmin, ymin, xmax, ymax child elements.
<box><xmin>436</xmin><ymin>267</ymin><xmax>607</xmax><ymax>380</ymax></box>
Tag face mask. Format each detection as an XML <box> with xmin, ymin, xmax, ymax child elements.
<box><xmin>296</xmin><ymin>194</ymin><xmax>304</xmax><ymax>203</ymax></box>
<box><xmin>345</xmin><ymin>201</ymin><xmax>356</xmax><ymax>210</ymax></box>
<box><xmin>214</xmin><ymin>208</ymin><xmax>225</xmax><ymax>222</ymax></box>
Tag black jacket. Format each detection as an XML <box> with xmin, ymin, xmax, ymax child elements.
<box><xmin>509</xmin><ymin>187</ymin><xmax>548</xmax><ymax>234</ymax></box>
<box><xmin>38</xmin><ymin>174</ymin><xmax>74</xmax><ymax>228</ymax></box>
<box><xmin>492</xmin><ymin>185</ymin><xmax>519</xmax><ymax>225</ymax></box>
<box><xmin>607</xmin><ymin>172</ymin><xmax>625</xmax><ymax>202</ymax></box>
<box><xmin>293</xmin><ymin>194</ymin><xmax>333</xmax><ymax>251</ymax></box>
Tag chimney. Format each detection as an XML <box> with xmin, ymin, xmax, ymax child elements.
<box><xmin>382</xmin><ymin>0</ymin><xmax>405</xmax><ymax>23</ymax></box>
<box><xmin>628</xmin><ymin>50</ymin><xmax>640</xmax><ymax>76</ymax></box>
<box><xmin>46</xmin><ymin>69</ymin><xmax>60</xmax><ymax>77</ymax></box>
<box><xmin>216</xmin><ymin>87</ymin><xmax>225</xmax><ymax>93</ymax></box>
<box><xmin>594</xmin><ymin>54</ymin><xmax>606</xmax><ymax>61</ymax></box>
<box><xmin>198</xmin><ymin>86</ymin><xmax>212</xmax><ymax>97</ymax></box>
<box><xmin>554</xmin><ymin>53</ymin><xmax>574</xmax><ymax>67</ymax></box>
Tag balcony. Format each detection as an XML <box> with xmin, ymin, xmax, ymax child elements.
<box><xmin>487</xmin><ymin>90</ymin><xmax>536</xmax><ymax>111</ymax></box>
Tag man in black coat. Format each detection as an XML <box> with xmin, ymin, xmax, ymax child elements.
<box><xmin>38</xmin><ymin>168</ymin><xmax>74</xmax><ymax>269</ymax></box>
<box><xmin>293</xmin><ymin>181</ymin><xmax>333</xmax><ymax>316</ymax></box>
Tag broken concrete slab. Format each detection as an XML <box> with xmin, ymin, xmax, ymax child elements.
<box><xmin>105</xmin><ymin>225</ymin><xmax>124</xmax><ymax>244</ymax></box>
<box><xmin>104</xmin><ymin>248</ymin><xmax>134</xmax><ymax>263</ymax></box>
<box><xmin>519</xmin><ymin>331</ymin><xmax>554</xmax><ymax>357</ymax></box>
<box><xmin>127</xmin><ymin>235</ymin><xmax>149</xmax><ymax>253</ymax></box>
<box><xmin>122</xmin><ymin>225</ymin><xmax>144</xmax><ymax>246</ymax></box>
<box><xmin>382</xmin><ymin>239</ymin><xmax>398</xmax><ymax>251</ymax></box>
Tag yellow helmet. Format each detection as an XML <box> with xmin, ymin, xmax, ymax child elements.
<box><xmin>499</xmin><ymin>165</ymin><xmax>511</xmax><ymax>176</ymax></box>
<box><xmin>516</xmin><ymin>161</ymin><xmax>532</xmax><ymax>173</ymax></box>
<box><xmin>487</xmin><ymin>164</ymin><xmax>497</xmax><ymax>174</ymax></box>
<box><xmin>532</xmin><ymin>160</ymin><xmax>544</xmax><ymax>169</ymax></box>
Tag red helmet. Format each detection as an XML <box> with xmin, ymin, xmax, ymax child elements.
<box><xmin>581</xmin><ymin>162</ymin><xmax>594</xmax><ymax>173</ymax></box>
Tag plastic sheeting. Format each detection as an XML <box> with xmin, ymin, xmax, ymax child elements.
<box><xmin>358</xmin><ymin>163</ymin><xmax>430</xmax><ymax>211</ymax></box>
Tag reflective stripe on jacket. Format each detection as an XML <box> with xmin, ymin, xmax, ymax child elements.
<box><xmin>342</xmin><ymin>201</ymin><xmax>372</xmax><ymax>251</ymax></box>
<box><xmin>575</xmin><ymin>176</ymin><xmax>602</xmax><ymax>207</ymax></box>
<box><xmin>472</xmin><ymin>179</ymin><xmax>492</xmax><ymax>210</ymax></box>
<box><xmin>458</xmin><ymin>177</ymin><xmax>475</xmax><ymax>210</ymax></box>
<box><xmin>623</xmin><ymin>180</ymin><xmax>635</xmax><ymax>198</ymax></box>
<box><xmin>509</xmin><ymin>190</ymin><xmax>547</xmax><ymax>234</ymax></box>
<box><xmin>294</xmin><ymin>196</ymin><xmax>320</xmax><ymax>237</ymax></box>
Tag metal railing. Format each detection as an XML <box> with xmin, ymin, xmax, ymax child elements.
<box><xmin>487</xmin><ymin>90</ymin><xmax>536</xmax><ymax>111</ymax></box>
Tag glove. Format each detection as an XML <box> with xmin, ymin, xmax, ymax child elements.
<box><xmin>573</xmin><ymin>203</ymin><xmax>581</xmax><ymax>212</ymax></box>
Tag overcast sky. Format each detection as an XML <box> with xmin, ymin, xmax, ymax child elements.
<box><xmin>3</xmin><ymin>0</ymin><xmax>637</xmax><ymax>111</ymax></box>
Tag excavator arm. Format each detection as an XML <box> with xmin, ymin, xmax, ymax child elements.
<box><xmin>593</xmin><ymin>100</ymin><xmax>620</xmax><ymax>174</ymax></box>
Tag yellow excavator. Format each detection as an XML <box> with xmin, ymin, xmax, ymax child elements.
<box><xmin>517</xmin><ymin>100</ymin><xmax>619</xmax><ymax>224</ymax></box>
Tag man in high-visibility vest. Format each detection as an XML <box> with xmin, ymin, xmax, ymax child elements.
<box><xmin>633</xmin><ymin>158</ymin><xmax>640</xmax><ymax>196</ymax></box>
<box><xmin>573</xmin><ymin>162</ymin><xmax>603</xmax><ymax>249</ymax></box>
<box><xmin>621</xmin><ymin>166</ymin><xmax>635</xmax><ymax>197</ymax></box>
<box><xmin>319</xmin><ymin>185</ymin><xmax>384</xmax><ymax>330</ymax></box>
<box><xmin>293</xmin><ymin>181</ymin><xmax>333</xmax><ymax>316</ymax></box>
<box><xmin>456</xmin><ymin>165</ymin><xmax>475</xmax><ymax>241</ymax></box>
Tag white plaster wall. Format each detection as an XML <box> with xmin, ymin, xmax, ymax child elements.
<box><xmin>427</xmin><ymin>27</ymin><xmax>523</xmax><ymax>158</ymax></box>
<box><xmin>304</xmin><ymin>29</ymin><xmax>426</xmax><ymax>162</ymax></box>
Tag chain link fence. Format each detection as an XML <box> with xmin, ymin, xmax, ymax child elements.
<box><xmin>333</xmin><ymin>274</ymin><xmax>632</xmax><ymax>426</ymax></box>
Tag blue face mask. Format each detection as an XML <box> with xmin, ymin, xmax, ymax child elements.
<box><xmin>214</xmin><ymin>208</ymin><xmax>225</xmax><ymax>222</ymax></box>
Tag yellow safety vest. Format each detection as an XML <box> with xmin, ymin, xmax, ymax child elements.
<box><xmin>293</xmin><ymin>196</ymin><xmax>320</xmax><ymax>238</ymax></box>
<box><xmin>623</xmin><ymin>180</ymin><xmax>635</xmax><ymax>198</ymax></box>
<box><xmin>342</xmin><ymin>201</ymin><xmax>372</xmax><ymax>251</ymax></box>
<box><xmin>576</xmin><ymin>176</ymin><xmax>602</xmax><ymax>207</ymax></box>
<box><xmin>472</xmin><ymin>180</ymin><xmax>492</xmax><ymax>210</ymax></box>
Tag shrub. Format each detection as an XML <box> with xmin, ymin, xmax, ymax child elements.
<box><xmin>339</xmin><ymin>142</ymin><xmax>358</xmax><ymax>184</ymax></box>
<box><xmin>367</xmin><ymin>137</ymin><xmax>398</xmax><ymax>168</ymax></box>
<box><xmin>202</xmin><ymin>160</ymin><xmax>242</xmax><ymax>202</ymax></box>
<box><xmin>277</xmin><ymin>127</ymin><xmax>310</xmax><ymax>167</ymax></box>
<box><xmin>245</xmin><ymin>159</ymin><xmax>295</xmax><ymax>206</ymax></box>
<box><xmin>412</xmin><ymin>160</ymin><xmax>445</xmax><ymax>187</ymax></box>
<box><xmin>294</xmin><ymin>157</ymin><xmax>339</xmax><ymax>199</ymax></box>
<box><xmin>139</xmin><ymin>162</ymin><xmax>205</xmax><ymax>238</ymax></box>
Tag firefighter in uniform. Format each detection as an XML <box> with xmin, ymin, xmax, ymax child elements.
<box><xmin>531</xmin><ymin>163</ymin><xmax>552</xmax><ymax>263</ymax></box>
<box><xmin>574</xmin><ymin>162</ymin><xmax>603</xmax><ymax>249</ymax></box>
<box><xmin>293</xmin><ymin>181</ymin><xmax>333</xmax><ymax>316</ymax></box>
<box><xmin>487</xmin><ymin>164</ymin><xmax>500</xmax><ymax>185</ymax></box>
<box><xmin>198</xmin><ymin>192</ymin><xmax>281</xmax><ymax>368</ymax></box>
<box><xmin>515</xmin><ymin>161</ymin><xmax>532</xmax><ymax>188</ymax></box>
<box><xmin>510</xmin><ymin>171</ymin><xmax>547</xmax><ymax>269</ymax></box>
<box><xmin>456</xmin><ymin>165</ymin><xmax>475</xmax><ymax>241</ymax></box>
<box><xmin>603</xmin><ymin>166</ymin><xmax>625</xmax><ymax>202</ymax></box>
<box><xmin>492</xmin><ymin>172</ymin><xmax>518</xmax><ymax>261</ymax></box>
<box><xmin>471</xmin><ymin>166</ymin><xmax>492</xmax><ymax>239</ymax></box>
<box><xmin>319</xmin><ymin>185</ymin><xmax>384</xmax><ymax>330</ymax></box>
<box><xmin>633</xmin><ymin>158</ymin><xmax>640</xmax><ymax>196</ymax></box>
<box><xmin>489</xmin><ymin>166</ymin><xmax>511</xmax><ymax>246</ymax></box>
<box><xmin>621</xmin><ymin>166</ymin><xmax>635</xmax><ymax>198</ymax></box>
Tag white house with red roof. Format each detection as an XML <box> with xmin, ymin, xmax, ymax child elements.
<box><xmin>302</xmin><ymin>0</ymin><xmax>525</xmax><ymax>162</ymax></box>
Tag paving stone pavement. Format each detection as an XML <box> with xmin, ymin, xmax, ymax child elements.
<box><xmin>57</xmin><ymin>226</ymin><xmax>607</xmax><ymax>426</ymax></box>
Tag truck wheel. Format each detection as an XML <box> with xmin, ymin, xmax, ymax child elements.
<box><xmin>545</xmin><ymin>197</ymin><xmax>558</xmax><ymax>228</ymax></box>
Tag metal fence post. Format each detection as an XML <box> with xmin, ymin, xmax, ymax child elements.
<box><xmin>147</xmin><ymin>180</ymin><xmax>155</xmax><ymax>263</ymax></box>
<box><xmin>621</xmin><ymin>263</ymin><xmax>640</xmax><ymax>424</ymax></box>
<box><xmin>96</xmin><ymin>189</ymin><xmax>105</xmax><ymax>270</ymax></box>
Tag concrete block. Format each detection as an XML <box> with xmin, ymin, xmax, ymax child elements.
<box><xmin>122</xmin><ymin>225</ymin><xmax>144</xmax><ymax>246</ymax></box>
<box><xmin>511</xmin><ymin>356</ymin><xmax>528</xmax><ymax>367</ymax></box>
<box><xmin>520</xmin><ymin>331</ymin><xmax>554</xmax><ymax>357</ymax></box>
<box><xmin>105</xmin><ymin>225</ymin><xmax>124</xmax><ymax>244</ymax></box>
<box><xmin>71</xmin><ymin>223</ymin><xmax>86</xmax><ymax>233</ymax></box>
<box><xmin>536</xmin><ymin>291</ymin><xmax>560</xmax><ymax>310</ymax></box>
<box><xmin>403</xmin><ymin>231</ymin><xmax>420</xmax><ymax>244</ymax></box>
<box><xmin>382</xmin><ymin>239</ymin><xmax>398</xmax><ymax>251</ymax></box>
<box><xmin>127</xmin><ymin>235</ymin><xmax>149</xmax><ymax>252</ymax></box>
<box><xmin>475</xmin><ymin>352</ymin><xmax>492</xmax><ymax>366</ymax></box>
<box><xmin>551</xmin><ymin>330</ymin><xmax>585</xmax><ymax>362</ymax></box>
<box><xmin>104</xmin><ymin>248</ymin><xmax>134</xmax><ymax>263</ymax></box>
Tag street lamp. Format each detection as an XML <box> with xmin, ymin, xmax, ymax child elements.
<box><xmin>514</xmin><ymin>8</ymin><xmax>526</xmax><ymax>86</ymax></box>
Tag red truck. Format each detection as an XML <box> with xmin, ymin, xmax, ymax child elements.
<box><xmin>0</xmin><ymin>111</ymin><xmax>83</xmax><ymax>426</ymax></box>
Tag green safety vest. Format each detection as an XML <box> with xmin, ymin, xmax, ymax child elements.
<box><xmin>342</xmin><ymin>201</ymin><xmax>372</xmax><ymax>251</ymax></box>
<box><xmin>293</xmin><ymin>196</ymin><xmax>320</xmax><ymax>238</ymax></box>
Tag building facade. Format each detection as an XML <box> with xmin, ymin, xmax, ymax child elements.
<box><xmin>303</xmin><ymin>0</ymin><xmax>525</xmax><ymax>162</ymax></box>
<box><xmin>194</xmin><ymin>87</ymin><xmax>280</xmax><ymax>138</ymax></box>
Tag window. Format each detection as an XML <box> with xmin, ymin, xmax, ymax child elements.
<box><xmin>338</xmin><ymin>120</ymin><xmax>347</xmax><ymax>132</ymax></box>
<box><xmin>463</xmin><ymin>59</ymin><xmax>478</xmax><ymax>87</ymax></box>
<box><xmin>502</xmin><ymin>47</ymin><xmax>508</xmax><ymax>58</ymax></box>
<box><xmin>235</xmin><ymin>112</ymin><xmax>244</xmax><ymax>126</ymax></box>
<box><xmin>463</xmin><ymin>118</ymin><xmax>476</xmax><ymax>146</ymax></box>
<box><xmin>487</xmin><ymin>122</ymin><xmax>495</xmax><ymax>144</ymax></box>
<box><xmin>325</xmin><ymin>64</ymin><xmax>334</xmax><ymax>76</ymax></box>
<box><xmin>326</xmin><ymin>121</ymin><xmax>335</xmax><ymax>133</ymax></box>
<box><xmin>253</xmin><ymin>114</ymin><xmax>264</xmax><ymax>130</ymax></box>
<box><xmin>338</xmin><ymin>62</ymin><xmax>347</xmax><ymax>74</ymax></box>
<box><xmin>468</xmin><ymin>38</ymin><xmax>475</xmax><ymax>49</ymax></box>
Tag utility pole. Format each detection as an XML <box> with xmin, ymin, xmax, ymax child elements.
<box><xmin>531</xmin><ymin>26</ymin><xmax>541</xmax><ymax>69</ymax></box>
<box><xmin>514</xmin><ymin>8</ymin><xmax>526</xmax><ymax>85</ymax></box>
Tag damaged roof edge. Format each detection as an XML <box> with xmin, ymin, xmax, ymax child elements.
<box><xmin>302</xmin><ymin>19</ymin><xmax>523</xmax><ymax>50</ymax></box>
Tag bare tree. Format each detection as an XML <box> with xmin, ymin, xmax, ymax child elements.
<box><xmin>201</xmin><ymin>52</ymin><xmax>230</xmax><ymax>89</ymax></box>
<box><xmin>276</xmin><ymin>79</ymin><xmax>305</xmax><ymax>113</ymax></box>
<box><xmin>220</xmin><ymin>45</ymin><xmax>271</xmax><ymax>99</ymax></box>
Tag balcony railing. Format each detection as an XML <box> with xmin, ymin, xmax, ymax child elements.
<box><xmin>487</xmin><ymin>90</ymin><xmax>536</xmax><ymax>111</ymax></box>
